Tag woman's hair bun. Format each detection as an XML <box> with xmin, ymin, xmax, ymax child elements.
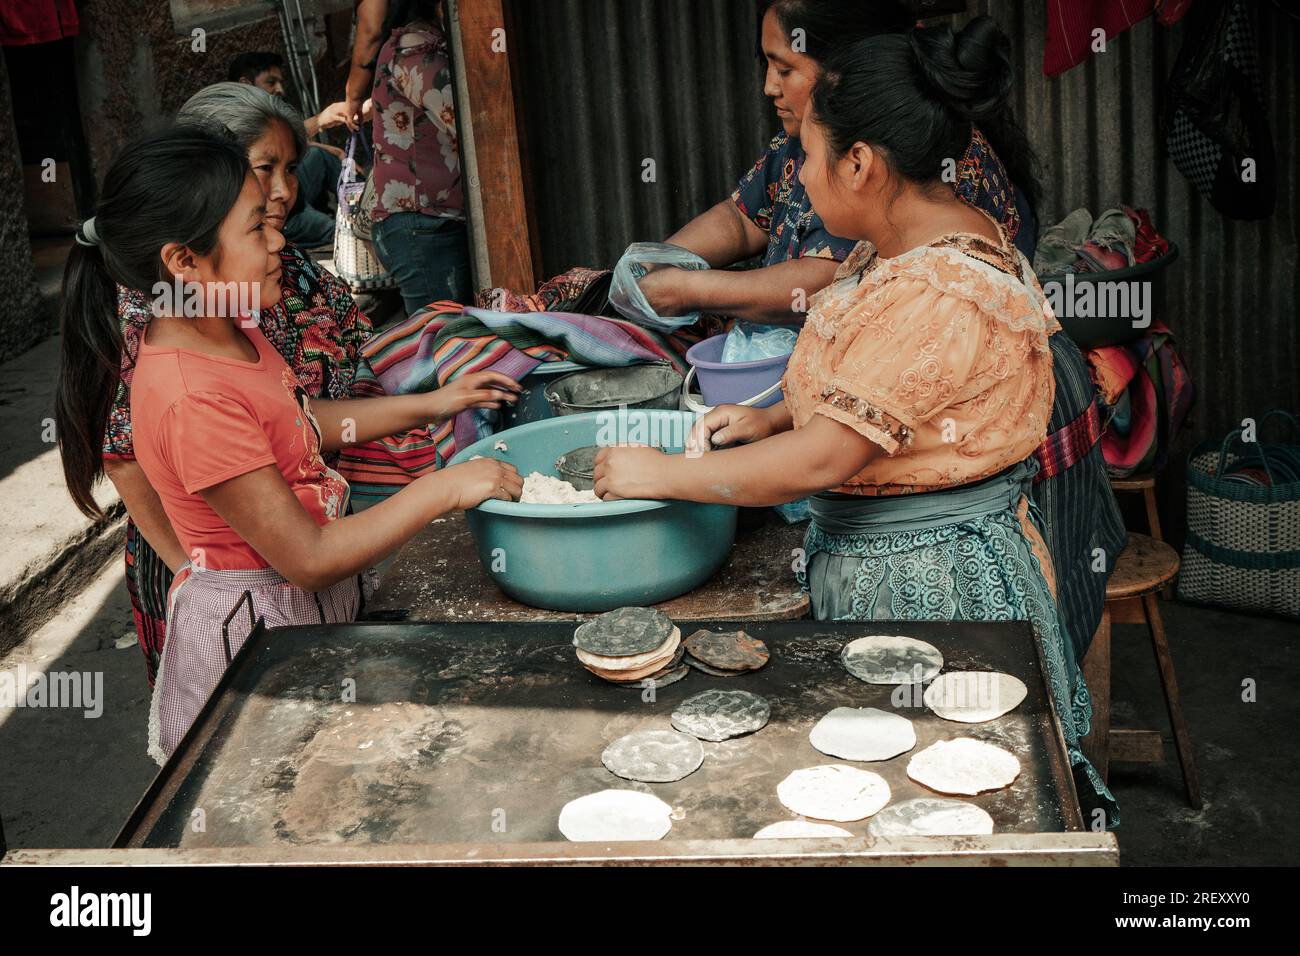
<box><xmin>908</xmin><ymin>16</ymin><xmax>1014</xmax><ymax>121</ymax></box>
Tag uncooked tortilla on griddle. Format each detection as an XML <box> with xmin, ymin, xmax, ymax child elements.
<box><xmin>808</xmin><ymin>706</ymin><xmax>916</xmax><ymax>762</ymax></box>
<box><xmin>557</xmin><ymin>789</ymin><xmax>673</xmax><ymax>842</ymax></box>
<box><xmin>776</xmin><ymin>764</ymin><xmax>891</xmax><ymax>822</ymax></box>
<box><xmin>907</xmin><ymin>738</ymin><xmax>1021</xmax><ymax>795</ymax></box>
<box><xmin>923</xmin><ymin>671</ymin><xmax>1028</xmax><ymax>723</ymax></box>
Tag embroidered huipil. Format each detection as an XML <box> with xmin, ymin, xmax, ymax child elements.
<box><xmin>782</xmin><ymin>225</ymin><xmax>1060</xmax><ymax>497</ymax></box>
<box><xmin>732</xmin><ymin>127</ymin><xmax>1027</xmax><ymax>268</ymax></box>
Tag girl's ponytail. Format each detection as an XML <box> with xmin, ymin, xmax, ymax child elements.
<box><xmin>56</xmin><ymin>233</ymin><xmax>123</xmax><ymax>518</ymax></box>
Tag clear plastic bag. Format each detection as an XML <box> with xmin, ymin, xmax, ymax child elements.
<box><xmin>608</xmin><ymin>242</ymin><xmax>710</xmax><ymax>331</ymax></box>
<box><xmin>720</xmin><ymin>321</ymin><xmax>799</xmax><ymax>363</ymax></box>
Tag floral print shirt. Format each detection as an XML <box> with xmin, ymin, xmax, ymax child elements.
<box><xmin>732</xmin><ymin>131</ymin><xmax>855</xmax><ymax>267</ymax></box>
<box><xmin>370</xmin><ymin>21</ymin><xmax>464</xmax><ymax>223</ymax></box>
<box><xmin>103</xmin><ymin>242</ymin><xmax>373</xmax><ymax>460</ymax></box>
<box><xmin>732</xmin><ymin>127</ymin><xmax>1032</xmax><ymax>267</ymax></box>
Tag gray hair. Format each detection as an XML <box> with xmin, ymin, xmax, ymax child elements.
<box><xmin>178</xmin><ymin>82</ymin><xmax>308</xmax><ymax>160</ymax></box>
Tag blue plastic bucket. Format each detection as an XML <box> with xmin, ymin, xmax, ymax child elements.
<box><xmin>449</xmin><ymin>410</ymin><xmax>738</xmax><ymax>612</ymax></box>
<box><xmin>685</xmin><ymin>333</ymin><xmax>789</xmax><ymax>409</ymax></box>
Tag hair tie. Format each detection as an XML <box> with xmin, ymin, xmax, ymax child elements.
<box><xmin>75</xmin><ymin>217</ymin><xmax>100</xmax><ymax>247</ymax></box>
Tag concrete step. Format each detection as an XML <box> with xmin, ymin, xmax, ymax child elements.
<box><xmin>0</xmin><ymin>334</ymin><xmax>124</xmax><ymax>651</ymax></box>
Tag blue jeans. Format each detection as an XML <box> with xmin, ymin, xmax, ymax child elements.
<box><xmin>373</xmin><ymin>212</ymin><xmax>473</xmax><ymax>315</ymax></box>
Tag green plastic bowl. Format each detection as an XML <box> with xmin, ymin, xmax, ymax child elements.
<box><xmin>448</xmin><ymin>410</ymin><xmax>738</xmax><ymax>612</ymax></box>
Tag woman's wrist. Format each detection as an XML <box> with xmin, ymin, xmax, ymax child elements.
<box><xmin>655</xmin><ymin>449</ymin><xmax>688</xmax><ymax>499</ymax></box>
<box><xmin>411</xmin><ymin>467</ymin><xmax>462</xmax><ymax>515</ymax></box>
<box><xmin>765</xmin><ymin>402</ymin><xmax>793</xmax><ymax>434</ymax></box>
<box><xmin>416</xmin><ymin>390</ymin><xmax>449</xmax><ymax>424</ymax></box>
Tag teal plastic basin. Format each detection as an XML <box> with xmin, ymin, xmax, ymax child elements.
<box><xmin>448</xmin><ymin>410</ymin><xmax>738</xmax><ymax>612</ymax></box>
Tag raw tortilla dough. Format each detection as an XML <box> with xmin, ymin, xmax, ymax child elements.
<box><xmin>753</xmin><ymin>820</ymin><xmax>854</xmax><ymax>840</ymax></box>
<box><xmin>841</xmin><ymin>635</ymin><xmax>943</xmax><ymax>685</ymax></box>
<box><xmin>808</xmin><ymin>707</ymin><xmax>916</xmax><ymax>762</ymax></box>
<box><xmin>558</xmin><ymin>789</ymin><xmax>673</xmax><ymax>842</ymax></box>
<box><xmin>867</xmin><ymin>798</ymin><xmax>995</xmax><ymax>837</ymax></box>
<box><xmin>520</xmin><ymin>472</ymin><xmax>599</xmax><ymax>504</ymax></box>
<box><xmin>601</xmin><ymin>730</ymin><xmax>704</xmax><ymax>783</ymax></box>
<box><xmin>776</xmin><ymin>765</ymin><xmax>891</xmax><ymax>822</ymax></box>
<box><xmin>907</xmin><ymin>738</ymin><xmax>1020</xmax><ymax>795</ymax></box>
<box><xmin>923</xmin><ymin>671</ymin><xmax>1028</xmax><ymax>723</ymax></box>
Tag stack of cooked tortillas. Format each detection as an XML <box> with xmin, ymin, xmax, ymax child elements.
<box><xmin>573</xmin><ymin>607</ymin><xmax>685</xmax><ymax>684</ymax></box>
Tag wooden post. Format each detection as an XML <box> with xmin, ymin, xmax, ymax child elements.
<box><xmin>448</xmin><ymin>0</ymin><xmax>536</xmax><ymax>293</ymax></box>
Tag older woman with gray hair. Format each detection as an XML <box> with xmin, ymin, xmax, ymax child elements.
<box><xmin>102</xmin><ymin>82</ymin><xmax>375</xmax><ymax>686</ymax></box>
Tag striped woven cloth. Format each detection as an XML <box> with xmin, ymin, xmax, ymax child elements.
<box><xmin>338</xmin><ymin>296</ymin><xmax>708</xmax><ymax>503</ymax></box>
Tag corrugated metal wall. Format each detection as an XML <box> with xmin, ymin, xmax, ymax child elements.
<box><xmin>511</xmin><ymin>0</ymin><xmax>770</xmax><ymax>272</ymax></box>
<box><xmin>510</xmin><ymin>0</ymin><xmax>1300</xmax><ymax>539</ymax></box>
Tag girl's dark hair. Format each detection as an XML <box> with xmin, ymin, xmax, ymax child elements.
<box><xmin>810</xmin><ymin>16</ymin><xmax>1041</xmax><ymax>212</ymax></box>
<box><xmin>756</xmin><ymin>0</ymin><xmax>916</xmax><ymax>64</ymax></box>
<box><xmin>56</xmin><ymin>123</ymin><xmax>248</xmax><ymax>517</ymax></box>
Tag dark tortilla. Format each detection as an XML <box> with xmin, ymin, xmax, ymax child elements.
<box><xmin>683</xmin><ymin>629</ymin><xmax>769</xmax><ymax>672</ymax></box>
<box><xmin>574</xmin><ymin>607</ymin><xmax>676</xmax><ymax>657</ymax></box>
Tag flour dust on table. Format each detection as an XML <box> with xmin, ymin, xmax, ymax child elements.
<box><xmin>753</xmin><ymin>820</ymin><xmax>854</xmax><ymax>839</ymax></box>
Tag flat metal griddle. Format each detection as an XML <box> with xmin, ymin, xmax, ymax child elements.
<box><xmin>116</xmin><ymin>620</ymin><xmax>1086</xmax><ymax>857</ymax></box>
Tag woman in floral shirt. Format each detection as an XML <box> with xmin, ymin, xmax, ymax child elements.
<box><xmin>369</xmin><ymin>2</ymin><xmax>469</xmax><ymax>315</ymax></box>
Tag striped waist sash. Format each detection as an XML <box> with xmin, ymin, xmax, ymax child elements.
<box><xmin>1034</xmin><ymin>399</ymin><xmax>1103</xmax><ymax>484</ymax></box>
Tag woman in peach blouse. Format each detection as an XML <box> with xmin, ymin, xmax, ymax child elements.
<box><xmin>594</xmin><ymin>19</ymin><xmax>1116</xmax><ymax>820</ymax></box>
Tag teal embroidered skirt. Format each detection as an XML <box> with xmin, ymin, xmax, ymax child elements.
<box><xmin>796</xmin><ymin>461</ymin><xmax>1119</xmax><ymax>824</ymax></box>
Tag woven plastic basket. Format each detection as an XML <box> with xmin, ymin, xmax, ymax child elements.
<box><xmin>333</xmin><ymin>133</ymin><xmax>397</xmax><ymax>293</ymax></box>
<box><xmin>1179</xmin><ymin>410</ymin><xmax>1300</xmax><ymax>617</ymax></box>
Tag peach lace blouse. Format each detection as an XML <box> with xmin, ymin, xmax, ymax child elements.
<box><xmin>782</xmin><ymin>226</ymin><xmax>1061</xmax><ymax>496</ymax></box>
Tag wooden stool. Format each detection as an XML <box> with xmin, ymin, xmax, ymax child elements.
<box><xmin>1110</xmin><ymin>471</ymin><xmax>1163</xmax><ymax>540</ymax></box>
<box><xmin>1081</xmin><ymin>533</ymin><xmax>1202</xmax><ymax>809</ymax></box>
<box><xmin>1111</xmin><ymin>471</ymin><xmax>1173</xmax><ymax>598</ymax></box>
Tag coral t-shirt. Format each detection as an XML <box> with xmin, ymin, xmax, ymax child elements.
<box><xmin>128</xmin><ymin>326</ymin><xmax>349</xmax><ymax>571</ymax></box>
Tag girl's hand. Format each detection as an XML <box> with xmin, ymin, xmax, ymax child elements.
<box><xmin>687</xmin><ymin>404</ymin><xmax>774</xmax><ymax>454</ymax></box>
<box><xmin>592</xmin><ymin>445</ymin><xmax>670</xmax><ymax>501</ymax></box>
<box><xmin>427</xmin><ymin>371</ymin><xmax>521</xmax><ymax>422</ymax></box>
<box><xmin>447</xmin><ymin>457</ymin><xmax>522</xmax><ymax>509</ymax></box>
